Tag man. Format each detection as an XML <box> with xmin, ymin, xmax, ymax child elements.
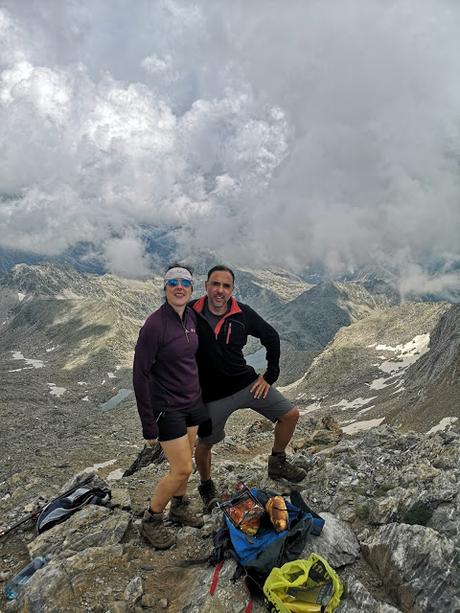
<box><xmin>190</xmin><ymin>265</ymin><xmax>306</xmax><ymax>511</ymax></box>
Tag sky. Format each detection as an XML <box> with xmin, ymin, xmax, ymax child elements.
<box><xmin>0</xmin><ymin>0</ymin><xmax>459</xmax><ymax>293</ymax></box>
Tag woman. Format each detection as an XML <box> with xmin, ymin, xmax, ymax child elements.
<box><xmin>133</xmin><ymin>265</ymin><xmax>208</xmax><ymax>549</ymax></box>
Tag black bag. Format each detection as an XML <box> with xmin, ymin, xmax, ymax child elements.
<box><xmin>36</xmin><ymin>485</ymin><xmax>111</xmax><ymax>534</ymax></box>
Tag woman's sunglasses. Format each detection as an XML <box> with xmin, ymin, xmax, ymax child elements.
<box><xmin>165</xmin><ymin>278</ymin><xmax>192</xmax><ymax>288</ymax></box>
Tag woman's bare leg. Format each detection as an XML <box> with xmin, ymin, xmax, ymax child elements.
<box><xmin>174</xmin><ymin>425</ymin><xmax>198</xmax><ymax>497</ymax></box>
<box><xmin>150</xmin><ymin>433</ymin><xmax>194</xmax><ymax>512</ymax></box>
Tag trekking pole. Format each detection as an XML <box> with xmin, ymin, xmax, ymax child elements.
<box><xmin>0</xmin><ymin>474</ymin><xmax>94</xmax><ymax>539</ymax></box>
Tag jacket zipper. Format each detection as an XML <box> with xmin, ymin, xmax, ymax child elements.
<box><xmin>226</xmin><ymin>322</ymin><xmax>232</xmax><ymax>344</ymax></box>
<box><xmin>182</xmin><ymin>321</ymin><xmax>190</xmax><ymax>343</ymax></box>
<box><xmin>176</xmin><ymin>308</ymin><xmax>190</xmax><ymax>343</ymax></box>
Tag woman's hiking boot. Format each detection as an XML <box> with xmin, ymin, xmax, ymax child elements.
<box><xmin>140</xmin><ymin>510</ymin><xmax>176</xmax><ymax>550</ymax></box>
<box><xmin>268</xmin><ymin>453</ymin><xmax>307</xmax><ymax>483</ymax></box>
<box><xmin>198</xmin><ymin>479</ymin><xmax>220</xmax><ymax>513</ymax></box>
<box><xmin>169</xmin><ymin>497</ymin><xmax>204</xmax><ymax>528</ymax></box>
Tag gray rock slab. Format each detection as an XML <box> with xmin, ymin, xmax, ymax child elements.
<box><xmin>180</xmin><ymin>559</ymin><xmax>266</xmax><ymax>613</ymax></box>
<box><xmin>28</xmin><ymin>505</ymin><xmax>131</xmax><ymax>558</ymax></box>
<box><xmin>124</xmin><ymin>575</ymin><xmax>143</xmax><ymax>605</ymax></box>
<box><xmin>362</xmin><ymin>522</ymin><xmax>460</xmax><ymax>613</ymax></box>
<box><xmin>301</xmin><ymin>512</ymin><xmax>360</xmax><ymax>568</ymax></box>
<box><xmin>16</xmin><ymin>545</ymin><xmax>126</xmax><ymax>612</ymax></box>
<box><xmin>336</xmin><ymin>579</ymin><xmax>402</xmax><ymax>612</ymax></box>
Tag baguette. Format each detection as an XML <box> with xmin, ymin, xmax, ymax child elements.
<box><xmin>265</xmin><ymin>496</ymin><xmax>288</xmax><ymax>532</ymax></box>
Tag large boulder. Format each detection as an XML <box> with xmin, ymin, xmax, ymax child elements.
<box><xmin>180</xmin><ymin>559</ymin><xmax>266</xmax><ymax>613</ymax></box>
<box><xmin>336</xmin><ymin>578</ymin><xmax>402</xmax><ymax>612</ymax></box>
<box><xmin>301</xmin><ymin>512</ymin><xmax>360</xmax><ymax>567</ymax></box>
<box><xmin>28</xmin><ymin>506</ymin><xmax>131</xmax><ymax>558</ymax></box>
<box><xmin>362</xmin><ymin>522</ymin><xmax>459</xmax><ymax>612</ymax></box>
<box><xmin>17</xmin><ymin>545</ymin><xmax>129</xmax><ymax>612</ymax></box>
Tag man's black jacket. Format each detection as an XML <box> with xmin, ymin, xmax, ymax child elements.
<box><xmin>190</xmin><ymin>296</ymin><xmax>280</xmax><ymax>402</ymax></box>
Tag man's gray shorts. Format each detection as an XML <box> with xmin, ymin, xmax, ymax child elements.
<box><xmin>198</xmin><ymin>382</ymin><xmax>293</xmax><ymax>445</ymax></box>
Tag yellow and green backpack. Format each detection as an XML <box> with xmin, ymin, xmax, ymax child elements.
<box><xmin>263</xmin><ymin>554</ymin><xmax>343</xmax><ymax>613</ymax></box>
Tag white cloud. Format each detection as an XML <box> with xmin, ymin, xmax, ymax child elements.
<box><xmin>0</xmin><ymin>0</ymin><xmax>459</xmax><ymax>285</ymax></box>
<box><xmin>102</xmin><ymin>234</ymin><xmax>152</xmax><ymax>279</ymax></box>
<box><xmin>398</xmin><ymin>262</ymin><xmax>460</xmax><ymax>301</ymax></box>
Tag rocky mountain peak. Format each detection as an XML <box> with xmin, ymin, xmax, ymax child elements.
<box><xmin>406</xmin><ymin>304</ymin><xmax>460</xmax><ymax>387</ymax></box>
<box><xmin>3</xmin><ymin>263</ymin><xmax>101</xmax><ymax>298</ymax></box>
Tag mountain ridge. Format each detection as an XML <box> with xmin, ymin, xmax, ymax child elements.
<box><xmin>0</xmin><ymin>262</ymin><xmax>458</xmax><ymax>611</ymax></box>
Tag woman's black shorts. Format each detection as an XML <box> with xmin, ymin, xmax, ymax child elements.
<box><xmin>156</xmin><ymin>399</ymin><xmax>209</xmax><ymax>442</ymax></box>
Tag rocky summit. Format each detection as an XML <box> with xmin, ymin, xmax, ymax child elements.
<box><xmin>0</xmin><ymin>263</ymin><xmax>459</xmax><ymax>612</ymax></box>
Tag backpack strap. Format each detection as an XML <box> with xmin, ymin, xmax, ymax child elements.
<box><xmin>289</xmin><ymin>490</ymin><xmax>320</xmax><ymax>517</ymax></box>
<box><xmin>209</xmin><ymin>560</ymin><xmax>224</xmax><ymax>596</ymax></box>
<box><xmin>243</xmin><ymin>576</ymin><xmax>253</xmax><ymax>613</ymax></box>
<box><xmin>290</xmin><ymin>490</ymin><xmax>325</xmax><ymax>535</ymax></box>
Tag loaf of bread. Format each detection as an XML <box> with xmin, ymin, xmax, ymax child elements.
<box><xmin>265</xmin><ymin>496</ymin><xmax>288</xmax><ymax>532</ymax></box>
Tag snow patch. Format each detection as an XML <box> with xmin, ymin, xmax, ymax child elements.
<box><xmin>48</xmin><ymin>383</ymin><xmax>66</xmax><ymax>397</ymax></box>
<box><xmin>299</xmin><ymin>402</ymin><xmax>321</xmax><ymax>416</ymax></box>
<box><xmin>18</xmin><ymin>292</ymin><xmax>26</xmax><ymax>302</ymax></box>
<box><xmin>107</xmin><ymin>372</ymin><xmax>116</xmax><ymax>379</ymax></box>
<box><xmin>369</xmin><ymin>376</ymin><xmax>399</xmax><ymax>390</ymax></box>
<box><xmin>376</xmin><ymin>335</ymin><xmax>430</xmax><ymax>374</ymax></box>
<box><xmin>427</xmin><ymin>417</ymin><xmax>458</xmax><ymax>435</ymax></box>
<box><xmin>368</xmin><ymin>334</ymin><xmax>431</xmax><ymax>389</ymax></box>
<box><xmin>342</xmin><ymin>418</ymin><xmax>385</xmax><ymax>434</ymax></box>
<box><xmin>330</xmin><ymin>397</ymin><xmax>377</xmax><ymax>411</ymax></box>
<box><xmin>82</xmin><ymin>396</ymin><xmax>90</xmax><ymax>402</ymax></box>
<box><xmin>12</xmin><ymin>350</ymin><xmax>45</xmax><ymax>369</ymax></box>
<box><xmin>357</xmin><ymin>405</ymin><xmax>375</xmax><ymax>415</ymax></box>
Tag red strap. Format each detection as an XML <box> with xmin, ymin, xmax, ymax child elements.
<box><xmin>209</xmin><ymin>560</ymin><xmax>224</xmax><ymax>596</ymax></box>
<box><xmin>245</xmin><ymin>600</ymin><xmax>253</xmax><ymax>613</ymax></box>
<box><xmin>244</xmin><ymin>577</ymin><xmax>253</xmax><ymax>613</ymax></box>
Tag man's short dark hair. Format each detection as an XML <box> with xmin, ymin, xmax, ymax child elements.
<box><xmin>207</xmin><ymin>265</ymin><xmax>235</xmax><ymax>283</ymax></box>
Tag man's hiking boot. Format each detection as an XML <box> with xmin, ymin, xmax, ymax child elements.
<box><xmin>198</xmin><ymin>479</ymin><xmax>220</xmax><ymax>513</ymax></box>
<box><xmin>268</xmin><ymin>454</ymin><xmax>307</xmax><ymax>483</ymax></box>
<box><xmin>140</xmin><ymin>510</ymin><xmax>176</xmax><ymax>550</ymax></box>
<box><xmin>169</xmin><ymin>497</ymin><xmax>204</xmax><ymax>528</ymax></box>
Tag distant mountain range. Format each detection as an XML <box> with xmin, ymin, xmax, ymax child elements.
<box><xmin>282</xmin><ymin>299</ymin><xmax>455</xmax><ymax>432</ymax></box>
<box><xmin>1</xmin><ymin>244</ymin><xmax>458</xmax><ymax>302</ymax></box>
<box><xmin>1</xmin><ymin>262</ymin><xmax>458</xmax><ymax>438</ymax></box>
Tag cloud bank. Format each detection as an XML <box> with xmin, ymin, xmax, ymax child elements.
<box><xmin>0</xmin><ymin>0</ymin><xmax>459</xmax><ymax>288</ymax></box>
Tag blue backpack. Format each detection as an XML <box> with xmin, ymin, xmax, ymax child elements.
<box><xmin>224</xmin><ymin>488</ymin><xmax>324</xmax><ymax>579</ymax></box>
<box><xmin>208</xmin><ymin>486</ymin><xmax>325</xmax><ymax>612</ymax></box>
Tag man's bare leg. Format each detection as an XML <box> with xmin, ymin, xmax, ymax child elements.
<box><xmin>269</xmin><ymin>406</ymin><xmax>306</xmax><ymax>483</ymax></box>
<box><xmin>195</xmin><ymin>440</ymin><xmax>219</xmax><ymax>511</ymax></box>
<box><xmin>195</xmin><ymin>439</ymin><xmax>213</xmax><ymax>481</ymax></box>
<box><xmin>273</xmin><ymin>407</ymin><xmax>299</xmax><ymax>452</ymax></box>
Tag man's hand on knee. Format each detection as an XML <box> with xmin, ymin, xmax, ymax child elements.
<box><xmin>250</xmin><ymin>375</ymin><xmax>271</xmax><ymax>399</ymax></box>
